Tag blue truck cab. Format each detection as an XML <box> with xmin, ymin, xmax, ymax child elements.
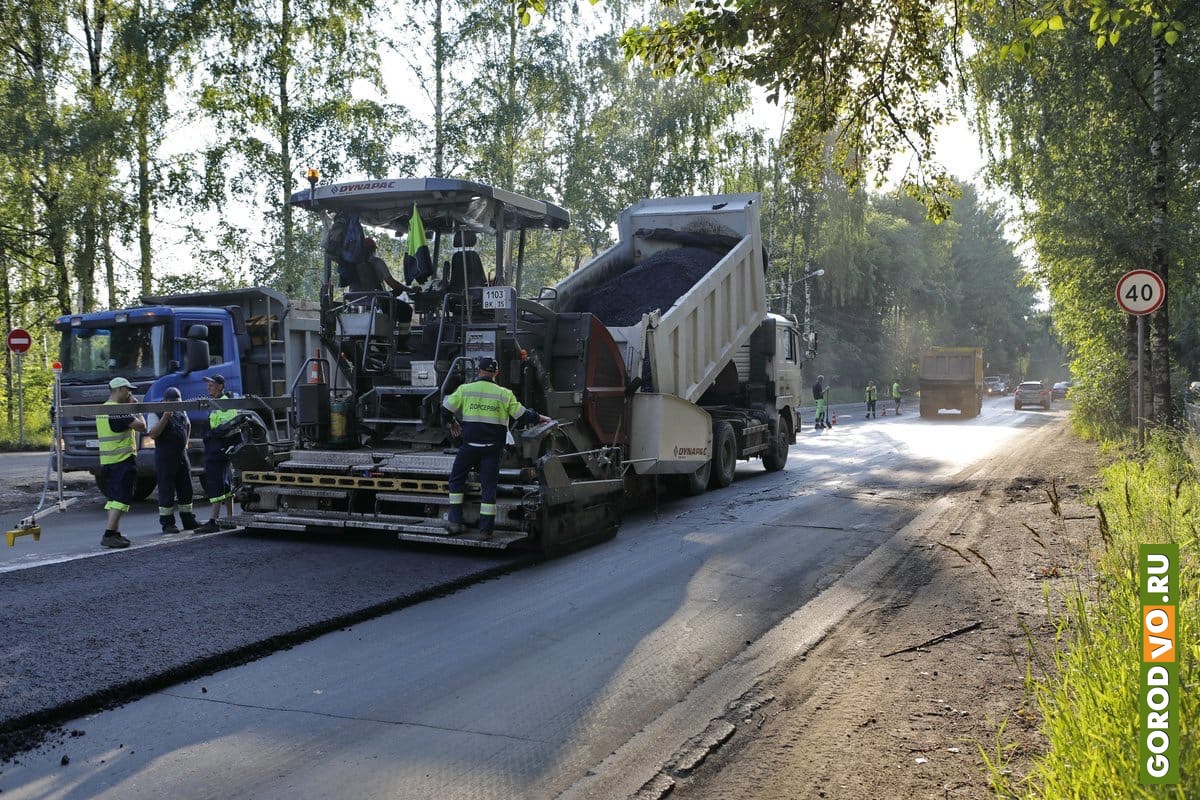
<box><xmin>52</xmin><ymin>288</ymin><xmax>320</xmax><ymax>499</ymax></box>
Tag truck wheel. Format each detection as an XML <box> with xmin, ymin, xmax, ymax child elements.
<box><xmin>133</xmin><ymin>476</ymin><xmax>157</xmax><ymax>502</ymax></box>
<box><xmin>762</xmin><ymin>419</ymin><xmax>790</xmax><ymax>472</ymax></box>
<box><xmin>679</xmin><ymin>461</ymin><xmax>710</xmax><ymax>496</ymax></box>
<box><xmin>708</xmin><ymin>421</ymin><xmax>737</xmax><ymax>489</ymax></box>
<box><xmin>94</xmin><ymin>473</ymin><xmax>157</xmax><ymax>502</ymax></box>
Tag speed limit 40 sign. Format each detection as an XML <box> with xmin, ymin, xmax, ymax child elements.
<box><xmin>1116</xmin><ymin>269</ymin><xmax>1165</xmax><ymax>316</ymax></box>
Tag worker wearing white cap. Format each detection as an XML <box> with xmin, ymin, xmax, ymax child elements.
<box><xmin>96</xmin><ymin>377</ymin><xmax>147</xmax><ymax>549</ymax></box>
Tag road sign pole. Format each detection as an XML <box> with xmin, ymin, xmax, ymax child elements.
<box><xmin>52</xmin><ymin>362</ymin><xmax>64</xmax><ymax>509</ymax></box>
<box><xmin>1137</xmin><ymin>315</ymin><xmax>1145</xmax><ymax>449</ymax></box>
<box><xmin>1115</xmin><ymin>270</ymin><xmax>1164</xmax><ymax>447</ymax></box>
<box><xmin>16</xmin><ymin>352</ymin><xmax>24</xmax><ymax>448</ymax></box>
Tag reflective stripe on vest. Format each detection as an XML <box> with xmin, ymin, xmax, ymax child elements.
<box><xmin>443</xmin><ymin>381</ymin><xmax>524</xmax><ymax>426</ymax></box>
<box><xmin>97</xmin><ymin>401</ymin><xmax>136</xmax><ymax>465</ymax></box>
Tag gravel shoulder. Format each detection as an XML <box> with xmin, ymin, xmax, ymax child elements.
<box><xmin>664</xmin><ymin>417</ymin><xmax>1100</xmax><ymax>799</ymax></box>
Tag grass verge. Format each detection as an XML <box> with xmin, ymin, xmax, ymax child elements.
<box><xmin>0</xmin><ymin>418</ymin><xmax>51</xmax><ymax>451</ymax></box>
<box><xmin>1001</xmin><ymin>429</ymin><xmax>1197</xmax><ymax>797</ymax></box>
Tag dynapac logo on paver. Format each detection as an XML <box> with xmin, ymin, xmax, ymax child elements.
<box><xmin>332</xmin><ymin>181</ymin><xmax>397</xmax><ymax>194</ymax></box>
<box><xmin>673</xmin><ymin>445</ymin><xmax>709</xmax><ymax>458</ymax></box>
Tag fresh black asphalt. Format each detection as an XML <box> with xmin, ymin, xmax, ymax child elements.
<box><xmin>0</xmin><ymin>532</ymin><xmax>530</xmax><ymax>760</ymax></box>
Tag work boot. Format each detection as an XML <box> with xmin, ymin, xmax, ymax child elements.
<box><xmin>159</xmin><ymin>515</ymin><xmax>180</xmax><ymax>534</ymax></box>
<box><xmin>194</xmin><ymin>519</ymin><xmax>220</xmax><ymax>534</ymax></box>
<box><xmin>444</xmin><ymin>505</ymin><xmax>465</xmax><ymax>535</ymax></box>
<box><xmin>101</xmin><ymin>532</ymin><xmax>131</xmax><ymax>549</ymax></box>
<box><xmin>180</xmin><ymin>512</ymin><xmax>200</xmax><ymax>531</ymax></box>
<box><xmin>479</xmin><ymin>517</ymin><xmax>495</xmax><ymax>540</ymax></box>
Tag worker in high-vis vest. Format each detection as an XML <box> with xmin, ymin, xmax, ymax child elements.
<box><xmin>441</xmin><ymin>357</ymin><xmax>551</xmax><ymax>538</ymax></box>
<box><xmin>97</xmin><ymin>376</ymin><xmax>147</xmax><ymax>549</ymax></box>
<box><xmin>865</xmin><ymin>380</ymin><xmax>878</xmax><ymax>419</ymax></box>
<box><xmin>194</xmin><ymin>374</ymin><xmax>239</xmax><ymax>534</ymax></box>
<box><xmin>813</xmin><ymin>374</ymin><xmax>827</xmax><ymax>429</ymax></box>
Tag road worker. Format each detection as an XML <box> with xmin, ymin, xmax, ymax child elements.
<box><xmin>813</xmin><ymin>374</ymin><xmax>827</xmax><ymax>429</ymax></box>
<box><xmin>865</xmin><ymin>380</ymin><xmax>878</xmax><ymax>419</ymax></box>
<box><xmin>194</xmin><ymin>375</ymin><xmax>238</xmax><ymax>534</ymax></box>
<box><xmin>892</xmin><ymin>379</ymin><xmax>903</xmax><ymax>415</ymax></box>
<box><xmin>350</xmin><ymin>237</ymin><xmax>406</xmax><ymax>294</ymax></box>
<box><xmin>148</xmin><ymin>386</ymin><xmax>198</xmax><ymax>533</ymax></box>
<box><xmin>441</xmin><ymin>357</ymin><xmax>551</xmax><ymax>538</ymax></box>
<box><xmin>96</xmin><ymin>376</ymin><xmax>147</xmax><ymax>549</ymax></box>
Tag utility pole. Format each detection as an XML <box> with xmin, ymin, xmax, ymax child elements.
<box><xmin>800</xmin><ymin>266</ymin><xmax>824</xmax><ymax>357</ymax></box>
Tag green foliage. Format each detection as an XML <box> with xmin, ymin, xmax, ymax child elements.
<box><xmin>1006</xmin><ymin>431</ymin><xmax>1199</xmax><ymax>797</ymax></box>
<box><xmin>187</xmin><ymin>0</ymin><xmax>410</xmax><ymax>298</ymax></box>
<box><xmin>968</xmin><ymin>0</ymin><xmax>1200</xmax><ymax>432</ymax></box>
<box><xmin>773</xmin><ymin>167</ymin><xmax>1038</xmax><ymax>392</ymax></box>
<box><xmin>617</xmin><ymin>0</ymin><xmax>962</xmax><ymax>221</ymax></box>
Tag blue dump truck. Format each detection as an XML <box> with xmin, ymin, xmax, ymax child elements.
<box><xmin>53</xmin><ymin>288</ymin><xmax>322</xmax><ymax>499</ymax></box>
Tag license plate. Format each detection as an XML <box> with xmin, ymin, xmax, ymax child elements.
<box><xmin>482</xmin><ymin>287</ymin><xmax>509</xmax><ymax>309</ymax></box>
<box><xmin>85</xmin><ymin>439</ymin><xmax>99</xmax><ymax>449</ymax></box>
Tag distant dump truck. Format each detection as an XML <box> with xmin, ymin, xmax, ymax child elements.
<box><xmin>918</xmin><ymin>347</ymin><xmax>984</xmax><ymax>418</ymax></box>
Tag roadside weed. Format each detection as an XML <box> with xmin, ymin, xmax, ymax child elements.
<box><xmin>1019</xmin><ymin>432</ymin><xmax>1196</xmax><ymax>798</ymax></box>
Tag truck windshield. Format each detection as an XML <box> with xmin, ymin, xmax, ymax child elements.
<box><xmin>60</xmin><ymin>323</ymin><xmax>171</xmax><ymax>382</ymax></box>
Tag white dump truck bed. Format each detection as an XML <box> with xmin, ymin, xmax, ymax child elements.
<box><xmin>552</xmin><ymin>194</ymin><xmax>768</xmax><ymax>404</ymax></box>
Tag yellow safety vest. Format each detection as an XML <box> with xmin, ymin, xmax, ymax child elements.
<box><xmin>97</xmin><ymin>400</ymin><xmax>136</xmax><ymax>466</ymax></box>
<box><xmin>866</xmin><ymin>385</ymin><xmax>877</xmax><ymax>402</ymax></box>
<box><xmin>209</xmin><ymin>395</ymin><xmax>238</xmax><ymax>431</ymax></box>
<box><xmin>443</xmin><ymin>380</ymin><xmax>525</xmax><ymax>426</ymax></box>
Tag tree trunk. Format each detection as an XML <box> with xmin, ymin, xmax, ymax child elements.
<box><xmin>74</xmin><ymin>210</ymin><xmax>98</xmax><ymax>312</ymax></box>
<box><xmin>103</xmin><ymin>207</ymin><xmax>117</xmax><ymax>307</ymax></box>
<box><xmin>1148</xmin><ymin>33</ymin><xmax>1171</xmax><ymax>424</ymax></box>
<box><xmin>278</xmin><ymin>0</ymin><xmax>295</xmax><ymax>290</ymax></box>
<box><xmin>1126</xmin><ymin>313</ymin><xmax>1138</xmax><ymax>424</ymax></box>
<box><xmin>137</xmin><ymin>96</ymin><xmax>153</xmax><ymax>295</ymax></box>
<box><xmin>433</xmin><ymin>0</ymin><xmax>445</xmax><ymax>176</ymax></box>
<box><xmin>79</xmin><ymin>0</ymin><xmax>109</xmax><ymax>313</ymax></box>
<box><xmin>1</xmin><ymin>241</ymin><xmax>13</xmax><ymax>426</ymax></box>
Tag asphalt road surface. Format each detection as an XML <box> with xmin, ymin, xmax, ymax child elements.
<box><xmin>0</xmin><ymin>396</ymin><xmax>1064</xmax><ymax>799</ymax></box>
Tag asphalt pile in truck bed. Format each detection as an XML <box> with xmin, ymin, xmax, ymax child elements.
<box><xmin>574</xmin><ymin>246</ymin><xmax>723</xmax><ymax>326</ymax></box>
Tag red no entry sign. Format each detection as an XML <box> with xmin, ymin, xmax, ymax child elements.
<box><xmin>7</xmin><ymin>328</ymin><xmax>31</xmax><ymax>354</ymax></box>
<box><xmin>1116</xmin><ymin>270</ymin><xmax>1166</xmax><ymax>316</ymax></box>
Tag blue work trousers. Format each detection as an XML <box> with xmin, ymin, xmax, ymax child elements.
<box><xmin>156</xmin><ymin>443</ymin><xmax>194</xmax><ymax>513</ymax></box>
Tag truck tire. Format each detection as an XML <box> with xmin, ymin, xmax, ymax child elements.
<box><xmin>679</xmin><ymin>462</ymin><xmax>710</xmax><ymax>497</ymax></box>
<box><xmin>708</xmin><ymin>421</ymin><xmax>737</xmax><ymax>489</ymax></box>
<box><xmin>94</xmin><ymin>473</ymin><xmax>157</xmax><ymax>503</ymax></box>
<box><xmin>134</xmin><ymin>476</ymin><xmax>157</xmax><ymax>502</ymax></box>
<box><xmin>762</xmin><ymin>418</ymin><xmax>790</xmax><ymax>472</ymax></box>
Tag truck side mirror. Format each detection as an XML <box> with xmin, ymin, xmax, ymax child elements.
<box><xmin>182</xmin><ymin>325</ymin><xmax>210</xmax><ymax>376</ymax></box>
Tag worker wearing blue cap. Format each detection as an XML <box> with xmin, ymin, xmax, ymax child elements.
<box><xmin>148</xmin><ymin>386</ymin><xmax>199</xmax><ymax>533</ymax></box>
<box><xmin>440</xmin><ymin>357</ymin><xmax>551</xmax><ymax>538</ymax></box>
